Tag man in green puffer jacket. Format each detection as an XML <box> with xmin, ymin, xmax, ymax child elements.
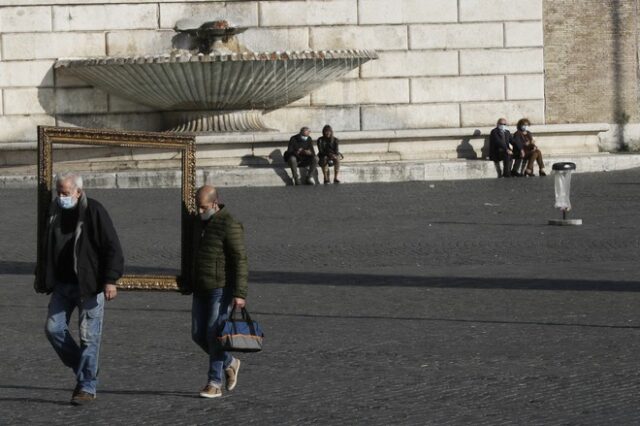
<box><xmin>191</xmin><ymin>185</ymin><xmax>248</xmax><ymax>399</ymax></box>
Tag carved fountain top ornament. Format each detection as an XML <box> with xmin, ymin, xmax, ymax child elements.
<box><xmin>54</xmin><ymin>19</ymin><xmax>377</xmax><ymax>133</ymax></box>
<box><xmin>174</xmin><ymin>19</ymin><xmax>249</xmax><ymax>54</ymax></box>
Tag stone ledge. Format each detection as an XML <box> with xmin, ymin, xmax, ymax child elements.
<box><xmin>2</xmin><ymin>154</ymin><xmax>639</xmax><ymax>189</ymax></box>
<box><xmin>194</xmin><ymin>123</ymin><xmax>611</xmax><ymax>144</ymax></box>
<box><xmin>0</xmin><ymin>123</ymin><xmax>610</xmax><ymax>167</ymax></box>
<box><xmin>0</xmin><ymin>123</ymin><xmax>610</xmax><ymax>151</ymax></box>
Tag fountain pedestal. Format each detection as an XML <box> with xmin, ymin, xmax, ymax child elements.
<box><xmin>166</xmin><ymin>110</ymin><xmax>274</xmax><ymax>133</ymax></box>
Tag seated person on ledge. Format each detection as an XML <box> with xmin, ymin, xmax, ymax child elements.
<box><xmin>513</xmin><ymin>118</ymin><xmax>546</xmax><ymax>177</ymax></box>
<box><xmin>489</xmin><ymin>118</ymin><xmax>515</xmax><ymax>178</ymax></box>
<box><xmin>284</xmin><ymin>126</ymin><xmax>318</xmax><ymax>186</ymax></box>
<box><xmin>317</xmin><ymin>124</ymin><xmax>343</xmax><ymax>184</ymax></box>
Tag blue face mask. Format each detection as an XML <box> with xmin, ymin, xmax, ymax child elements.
<box><xmin>498</xmin><ymin>124</ymin><xmax>507</xmax><ymax>132</ymax></box>
<box><xmin>521</xmin><ymin>125</ymin><xmax>528</xmax><ymax>132</ymax></box>
<box><xmin>58</xmin><ymin>196</ymin><xmax>77</xmax><ymax>210</ymax></box>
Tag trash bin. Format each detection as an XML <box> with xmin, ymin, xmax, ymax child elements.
<box><xmin>548</xmin><ymin>162</ymin><xmax>582</xmax><ymax>226</ymax></box>
<box><xmin>553</xmin><ymin>162</ymin><xmax>576</xmax><ymax>211</ymax></box>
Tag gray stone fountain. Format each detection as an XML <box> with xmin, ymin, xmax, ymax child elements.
<box><xmin>55</xmin><ymin>20</ymin><xmax>377</xmax><ymax>133</ymax></box>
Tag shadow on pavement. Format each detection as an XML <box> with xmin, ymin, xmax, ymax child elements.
<box><xmin>4</xmin><ymin>261</ymin><xmax>640</xmax><ymax>292</ymax></box>
<box><xmin>249</xmin><ymin>311</ymin><xmax>640</xmax><ymax>330</ymax></box>
<box><xmin>248</xmin><ymin>271</ymin><xmax>640</xmax><ymax>293</ymax></box>
<box><xmin>0</xmin><ymin>384</ymin><xmax>197</xmax><ymax>399</ymax></box>
<box><xmin>0</xmin><ymin>397</ymin><xmax>69</xmax><ymax>406</ymax></box>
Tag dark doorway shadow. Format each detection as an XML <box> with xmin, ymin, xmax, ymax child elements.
<box><xmin>456</xmin><ymin>129</ymin><xmax>481</xmax><ymax>159</ymax></box>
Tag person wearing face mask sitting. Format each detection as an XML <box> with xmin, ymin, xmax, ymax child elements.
<box><xmin>284</xmin><ymin>126</ymin><xmax>319</xmax><ymax>185</ymax></box>
<box><xmin>317</xmin><ymin>124</ymin><xmax>343</xmax><ymax>184</ymax></box>
<box><xmin>489</xmin><ymin>118</ymin><xmax>516</xmax><ymax>178</ymax></box>
<box><xmin>513</xmin><ymin>118</ymin><xmax>546</xmax><ymax>177</ymax></box>
<box><xmin>35</xmin><ymin>172</ymin><xmax>123</xmax><ymax>405</ymax></box>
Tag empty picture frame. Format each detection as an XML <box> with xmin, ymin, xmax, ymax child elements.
<box><xmin>36</xmin><ymin>126</ymin><xmax>196</xmax><ymax>291</ymax></box>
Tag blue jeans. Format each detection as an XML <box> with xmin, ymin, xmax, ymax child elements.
<box><xmin>45</xmin><ymin>282</ymin><xmax>104</xmax><ymax>395</ymax></box>
<box><xmin>192</xmin><ymin>288</ymin><xmax>234</xmax><ymax>386</ymax></box>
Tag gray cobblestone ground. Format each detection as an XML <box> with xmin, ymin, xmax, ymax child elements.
<box><xmin>1</xmin><ymin>169</ymin><xmax>640</xmax><ymax>425</ymax></box>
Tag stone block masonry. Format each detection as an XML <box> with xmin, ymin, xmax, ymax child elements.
<box><xmin>0</xmin><ymin>0</ymin><xmax>546</xmax><ymax>142</ymax></box>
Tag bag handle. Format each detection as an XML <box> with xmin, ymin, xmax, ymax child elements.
<box><xmin>228</xmin><ymin>306</ymin><xmax>258</xmax><ymax>336</ymax></box>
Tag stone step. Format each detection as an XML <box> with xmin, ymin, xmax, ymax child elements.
<box><xmin>1</xmin><ymin>153</ymin><xmax>639</xmax><ymax>189</ymax></box>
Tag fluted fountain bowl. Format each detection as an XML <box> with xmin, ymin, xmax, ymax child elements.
<box><xmin>55</xmin><ymin>49</ymin><xmax>378</xmax><ymax>132</ymax></box>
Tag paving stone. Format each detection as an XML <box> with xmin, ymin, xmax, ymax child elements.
<box><xmin>1</xmin><ymin>169</ymin><xmax>640</xmax><ymax>424</ymax></box>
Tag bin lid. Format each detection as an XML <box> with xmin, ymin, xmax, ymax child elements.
<box><xmin>552</xmin><ymin>162</ymin><xmax>577</xmax><ymax>171</ymax></box>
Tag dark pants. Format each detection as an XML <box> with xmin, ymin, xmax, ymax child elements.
<box><xmin>512</xmin><ymin>151</ymin><xmax>525</xmax><ymax>175</ymax></box>
<box><xmin>493</xmin><ymin>151</ymin><xmax>512</xmax><ymax>177</ymax></box>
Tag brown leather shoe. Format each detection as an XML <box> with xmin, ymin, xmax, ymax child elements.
<box><xmin>71</xmin><ymin>389</ymin><xmax>96</xmax><ymax>405</ymax></box>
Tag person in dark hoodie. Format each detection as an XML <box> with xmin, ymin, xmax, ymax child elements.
<box><xmin>489</xmin><ymin>118</ymin><xmax>516</xmax><ymax>178</ymax></box>
<box><xmin>35</xmin><ymin>172</ymin><xmax>123</xmax><ymax>406</ymax></box>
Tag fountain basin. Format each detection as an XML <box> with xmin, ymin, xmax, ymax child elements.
<box><xmin>55</xmin><ymin>49</ymin><xmax>377</xmax><ymax>132</ymax></box>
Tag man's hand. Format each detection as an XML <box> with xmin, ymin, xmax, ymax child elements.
<box><xmin>233</xmin><ymin>297</ymin><xmax>246</xmax><ymax>309</ymax></box>
<box><xmin>105</xmin><ymin>284</ymin><xmax>118</xmax><ymax>301</ymax></box>
<box><xmin>507</xmin><ymin>149</ymin><xmax>513</xmax><ymax>155</ymax></box>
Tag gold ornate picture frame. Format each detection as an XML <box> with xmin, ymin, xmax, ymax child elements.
<box><xmin>37</xmin><ymin>126</ymin><xmax>196</xmax><ymax>291</ymax></box>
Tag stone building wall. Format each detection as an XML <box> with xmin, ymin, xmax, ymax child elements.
<box><xmin>0</xmin><ymin>0</ymin><xmax>544</xmax><ymax>144</ymax></box>
<box><xmin>543</xmin><ymin>0</ymin><xmax>639</xmax><ymax>125</ymax></box>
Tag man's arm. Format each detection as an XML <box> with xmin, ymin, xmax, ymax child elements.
<box><xmin>289</xmin><ymin>136</ymin><xmax>301</xmax><ymax>154</ymax></box>
<box><xmin>226</xmin><ymin>220</ymin><xmax>248</xmax><ymax>305</ymax></box>
<box><xmin>304</xmin><ymin>138</ymin><xmax>315</xmax><ymax>156</ymax></box>
<box><xmin>489</xmin><ymin>130</ymin><xmax>501</xmax><ymax>149</ymax></box>
<box><xmin>96</xmin><ymin>205</ymin><xmax>124</xmax><ymax>299</ymax></box>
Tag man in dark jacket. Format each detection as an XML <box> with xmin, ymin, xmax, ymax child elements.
<box><xmin>35</xmin><ymin>172</ymin><xmax>123</xmax><ymax>405</ymax></box>
<box><xmin>284</xmin><ymin>126</ymin><xmax>319</xmax><ymax>185</ymax></box>
<box><xmin>489</xmin><ymin>118</ymin><xmax>515</xmax><ymax>178</ymax></box>
<box><xmin>192</xmin><ymin>185</ymin><xmax>248</xmax><ymax>398</ymax></box>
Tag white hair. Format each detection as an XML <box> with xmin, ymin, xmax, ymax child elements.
<box><xmin>55</xmin><ymin>172</ymin><xmax>83</xmax><ymax>190</ymax></box>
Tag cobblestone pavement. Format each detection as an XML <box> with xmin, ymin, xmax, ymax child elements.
<box><xmin>1</xmin><ymin>169</ymin><xmax>640</xmax><ymax>425</ymax></box>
